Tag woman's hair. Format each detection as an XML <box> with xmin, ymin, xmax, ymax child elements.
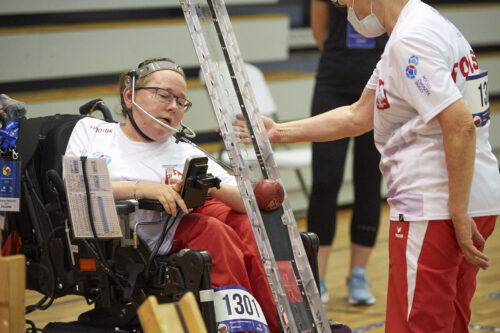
<box><xmin>119</xmin><ymin>57</ymin><xmax>178</xmax><ymax>117</ymax></box>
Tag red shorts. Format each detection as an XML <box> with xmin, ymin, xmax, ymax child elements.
<box><xmin>386</xmin><ymin>216</ymin><xmax>496</xmax><ymax>333</ymax></box>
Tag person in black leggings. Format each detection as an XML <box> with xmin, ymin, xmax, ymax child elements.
<box><xmin>309</xmin><ymin>0</ymin><xmax>386</xmax><ymax>305</ymax></box>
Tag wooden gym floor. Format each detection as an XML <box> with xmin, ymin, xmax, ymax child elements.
<box><xmin>25</xmin><ymin>203</ymin><xmax>500</xmax><ymax>332</ymax></box>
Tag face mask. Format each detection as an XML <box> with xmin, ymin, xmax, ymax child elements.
<box><xmin>347</xmin><ymin>0</ymin><xmax>386</xmax><ymax>38</ymax></box>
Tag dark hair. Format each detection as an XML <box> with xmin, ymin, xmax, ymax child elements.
<box><xmin>119</xmin><ymin>57</ymin><xmax>178</xmax><ymax>117</ymax></box>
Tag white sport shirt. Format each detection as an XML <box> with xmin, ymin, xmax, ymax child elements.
<box><xmin>65</xmin><ymin>117</ymin><xmax>236</xmax><ymax>253</ymax></box>
<box><xmin>366</xmin><ymin>0</ymin><xmax>500</xmax><ymax>221</ymax></box>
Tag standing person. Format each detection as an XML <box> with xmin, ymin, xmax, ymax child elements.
<box><xmin>309</xmin><ymin>0</ymin><xmax>387</xmax><ymax>305</ymax></box>
<box><xmin>235</xmin><ymin>0</ymin><xmax>500</xmax><ymax>331</ymax></box>
<box><xmin>65</xmin><ymin>58</ymin><xmax>279</xmax><ymax>332</ymax></box>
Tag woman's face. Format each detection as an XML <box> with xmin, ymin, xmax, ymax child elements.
<box><xmin>124</xmin><ymin>69</ymin><xmax>188</xmax><ymax>142</ymax></box>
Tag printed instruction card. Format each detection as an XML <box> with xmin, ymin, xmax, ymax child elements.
<box><xmin>63</xmin><ymin>156</ymin><xmax>122</xmax><ymax>238</ymax></box>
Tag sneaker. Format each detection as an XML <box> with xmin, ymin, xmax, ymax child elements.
<box><xmin>346</xmin><ymin>267</ymin><xmax>375</xmax><ymax>305</ymax></box>
<box><xmin>320</xmin><ymin>279</ymin><xmax>329</xmax><ymax>303</ymax></box>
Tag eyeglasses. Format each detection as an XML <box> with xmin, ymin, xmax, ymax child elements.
<box><xmin>135</xmin><ymin>87</ymin><xmax>192</xmax><ymax>112</ymax></box>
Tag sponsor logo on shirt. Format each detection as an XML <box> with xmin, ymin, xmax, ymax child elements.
<box><xmin>92</xmin><ymin>151</ymin><xmax>112</xmax><ymax>164</ymax></box>
<box><xmin>376</xmin><ymin>80</ymin><xmax>390</xmax><ymax>110</ymax></box>
<box><xmin>405</xmin><ymin>56</ymin><xmax>419</xmax><ymax>79</ymax></box>
<box><xmin>89</xmin><ymin>125</ymin><xmax>113</xmax><ymax>134</ymax></box>
<box><xmin>404</xmin><ymin>56</ymin><xmax>432</xmax><ymax>96</ymax></box>
<box><xmin>452</xmin><ymin>50</ymin><xmax>479</xmax><ymax>82</ymax></box>
<box><xmin>415</xmin><ymin>75</ymin><xmax>431</xmax><ymax>96</ymax></box>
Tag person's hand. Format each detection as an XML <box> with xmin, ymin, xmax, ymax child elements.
<box><xmin>232</xmin><ymin>114</ymin><xmax>281</xmax><ymax>144</ymax></box>
<box><xmin>453</xmin><ymin>214</ymin><xmax>488</xmax><ymax>269</ymax></box>
<box><xmin>136</xmin><ymin>181</ymin><xmax>188</xmax><ymax>216</ymax></box>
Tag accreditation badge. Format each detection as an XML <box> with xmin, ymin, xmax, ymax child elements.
<box><xmin>466</xmin><ymin>71</ymin><xmax>490</xmax><ymax>128</ymax></box>
<box><xmin>346</xmin><ymin>22</ymin><xmax>375</xmax><ymax>49</ymax></box>
<box><xmin>214</xmin><ymin>285</ymin><xmax>269</xmax><ymax>333</ymax></box>
<box><xmin>0</xmin><ymin>158</ymin><xmax>21</xmax><ymax>211</ymax></box>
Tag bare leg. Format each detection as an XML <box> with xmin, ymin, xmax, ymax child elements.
<box><xmin>350</xmin><ymin>243</ymin><xmax>373</xmax><ymax>270</ymax></box>
<box><xmin>318</xmin><ymin>245</ymin><xmax>331</xmax><ymax>279</ymax></box>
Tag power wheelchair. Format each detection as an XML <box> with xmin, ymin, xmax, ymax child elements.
<box><xmin>2</xmin><ymin>101</ymin><xmax>320</xmax><ymax>332</ymax></box>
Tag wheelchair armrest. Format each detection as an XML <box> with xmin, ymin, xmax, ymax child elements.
<box><xmin>115</xmin><ymin>200</ymin><xmax>136</xmax><ymax>214</ymax></box>
<box><xmin>138</xmin><ymin>199</ymin><xmax>164</xmax><ymax>212</ymax></box>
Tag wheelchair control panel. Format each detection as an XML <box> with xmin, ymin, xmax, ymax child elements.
<box><xmin>139</xmin><ymin>155</ymin><xmax>220</xmax><ymax>211</ymax></box>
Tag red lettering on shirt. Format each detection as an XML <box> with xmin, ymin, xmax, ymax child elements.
<box><xmin>459</xmin><ymin>57</ymin><xmax>471</xmax><ymax>78</ymax></box>
<box><xmin>376</xmin><ymin>80</ymin><xmax>390</xmax><ymax>110</ymax></box>
<box><xmin>470</xmin><ymin>50</ymin><xmax>479</xmax><ymax>70</ymax></box>
<box><xmin>89</xmin><ymin>125</ymin><xmax>113</xmax><ymax>134</ymax></box>
<box><xmin>451</xmin><ymin>63</ymin><xmax>459</xmax><ymax>83</ymax></box>
<box><xmin>451</xmin><ymin>49</ymin><xmax>479</xmax><ymax>83</ymax></box>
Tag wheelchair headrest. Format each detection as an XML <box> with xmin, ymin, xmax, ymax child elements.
<box><xmin>17</xmin><ymin>114</ymin><xmax>83</xmax><ymax>173</ymax></box>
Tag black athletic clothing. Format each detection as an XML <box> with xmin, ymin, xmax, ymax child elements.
<box><xmin>307</xmin><ymin>3</ymin><xmax>386</xmax><ymax>247</ymax></box>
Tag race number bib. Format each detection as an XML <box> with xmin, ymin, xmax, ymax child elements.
<box><xmin>214</xmin><ymin>285</ymin><xmax>269</xmax><ymax>333</ymax></box>
<box><xmin>466</xmin><ymin>71</ymin><xmax>489</xmax><ymax>128</ymax></box>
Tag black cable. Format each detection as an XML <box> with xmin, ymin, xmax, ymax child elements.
<box><xmin>144</xmin><ymin>210</ymin><xmax>180</xmax><ymax>282</ymax></box>
<box><xmin>178</xmin><ymin>135</ymin><xmax>233</xmax><ymax>171</ymax></box>
<box><xmin>81</xmin><ymin>238</ymin><xmax>127</xmax><ymax>291</ymax></box>
<box><xmin>31</xmin><ymin>181</ymin><xmax>56</xmax><ymax>235</ymax></box>
<box><xmin>25</xmin><ymin>319</ymin><xmax>43</xmax><ymax>332</ymax></box>
<box><xmin>25</xmin><ymin>225</ymin><xmax>65</xmax><ymax>313</ymax></box>
<box><xmin>22</xmin><ymin>169</ymin><xmax>48</xmax><ymax>245</ymax></box>
<box><xmin>25</xmin><ymin>295</ymin><xmax>48</xmax><ymax>315</ymax></box>
<box><xmin>80</xmin><ymin>157</ymin><xmax>107</xmax><ymax>260</ymax></box>
<box><xmin>80</xmin><ymin>157</ymin><xmax>129</xmax><ymax>292</ymax></box>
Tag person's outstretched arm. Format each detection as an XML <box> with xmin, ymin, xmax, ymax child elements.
<box><xmin>234</xmin><ymin>88</ymin><xmax>375</xmax><ymax>144</ymax></box>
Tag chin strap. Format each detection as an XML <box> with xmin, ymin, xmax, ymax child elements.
<box><xmin>124</xmin><ymin>108</ymin><xmax>154</xmax><ymax>142</ymax></box>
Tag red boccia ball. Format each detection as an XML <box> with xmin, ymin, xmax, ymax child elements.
<box><xmin>254</xmin><ymin>179</ymin><xmax>285</xmax><ymax>211</ymax></box>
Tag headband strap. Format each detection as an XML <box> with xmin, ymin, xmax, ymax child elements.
<box><xmin>125</xmin><ymin>60</ymin><xmax>185</xmax><ymax>86</ymax></box>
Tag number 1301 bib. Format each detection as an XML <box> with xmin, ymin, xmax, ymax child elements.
<box><xmin>214</xmin><ymin>285</ymin><xmax>269</xmax><ymax>333</ymax></box>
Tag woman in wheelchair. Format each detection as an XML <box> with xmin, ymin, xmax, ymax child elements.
<box><xmin>65</xmin><ymin>58</ymin><xmax>279</xmax><ymax>332</ymax></box>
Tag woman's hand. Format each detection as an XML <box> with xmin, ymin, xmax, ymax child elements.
<box><xmin>136</xmin><ymin>181</ymin><xmax>189</xmax><ymax>216</ymax></box>
<box><xmin>232</xmin><ymin>114</ymin><xmax>281</xmax><ymax>144</ymax></box>
<box><xmin>453</xmin><ymin>214</ymin><xmax>488</xmax><ymax>270</ymax></box>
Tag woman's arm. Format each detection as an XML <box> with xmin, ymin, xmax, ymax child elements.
<box><xmin>239</xmin><ymin>87</ymin><xmax>375</xmax><ymax>144</ymax></box>
<box><xmin>208</xmin><ymin>183</ymin><xmax>245</xmax><ymax>213</ymax></box>
<box><xmin>311</xmin><ymin>0</ymin><xmax>330</xmax><ymax>50</ymax></box>
<box><xmin>112</xmin><ymin>181</ymin><xmax>188</xmax><ymax>216</ymax></box>
<box><xmin>437</xmin><ymin>98</ymin><xmax>488</xmax><ymax>269</ymax></box>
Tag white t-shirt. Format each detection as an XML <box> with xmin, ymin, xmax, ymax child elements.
<box><xmin>65</xmin><ymin>117</ymin><xmax>236</xmax><ymax>253</ymax></box>
<box><xmin>366</xmin><ymin>0</ymin><xmax>500</xmax><ymax>221</ymax></box>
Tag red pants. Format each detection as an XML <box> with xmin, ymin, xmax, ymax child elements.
<box><xmin>386</xmin><ymin>216</ymin><xmax>496</xmax><ymax>333</ymax></box>
<box><xmin>170</xmin><ymin>198</ymin><xmax>279</xmax><ymax>332</ymax></box>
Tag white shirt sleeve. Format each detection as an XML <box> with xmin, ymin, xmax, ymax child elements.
<box><xmin>389</xmin><ymin>35</ymin><xmax>462</xmax><ymax>123</ymax></box>
<box><xmin>366</xmin><ymin>62</ymin><xmax>381</xmax><ymax>91</ymax></box>
<box><xmin>65</xmin><ymin>118</ymin><xmax>92</xmax><ymax>157</ymax></box>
